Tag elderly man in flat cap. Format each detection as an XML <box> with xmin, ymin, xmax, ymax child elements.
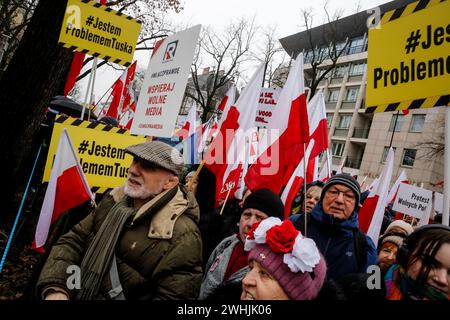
<box><xmin>37</xmin><ymin>141</ymin><xmax>202</xmax><ymax>300</ymax></box>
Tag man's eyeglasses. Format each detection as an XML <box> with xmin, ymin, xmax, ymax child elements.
<box><xmin>326</xmin><ymin>188</ymin><xmax>356</xmax><ymax>202</ymax></box>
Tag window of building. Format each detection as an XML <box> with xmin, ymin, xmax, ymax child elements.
<box><xmin>348</xmin><ymin>36</ymin><xmax>366</xmax><ymax>54</ymax></box>
<box><xmin>409</xmin><ymin>114</ymin><xmax>426</xmax><ymax>133</ymax></box>
<box><xmin>332</xmin><ymin>64</ymin><xmax>348</xmax><ymax>78</ymax></box>
<box><xmin>402</xmin><ymin>149</ymin><xmax>417</xmax><ymax>167</ymax></box>
<box><xmin>389</xmin><ymin>114</ymin><xmax>405</xmax><ymax>132</ymax></box>
<box><xmin>332</xmin><ymin>142</ymin><xmax>345</xmax><ymax>157</ymax></box>
<box><xmin>345</xmin><ymin>87</ymin><xmax>359</xmax><ymax>102</ymax></box>
<box><xmin>381</xmin><ymin>146</ymin><xmax>396</xmax><ymax>163</ymax></box>
<box><xmin>328</xmin><ymin>90</ymin><xmax>340</xmax><ymax>102</ymax></box>
<box><xmin>338</xmin><ymin>115</ymin><xmax>352</xmax><ymax>129</ymax></box>
<box><xmin>335</xmin><ymin>41</ymin><xmax>347</xmax><ymax>54</ymax></box>
<box><xmin>349</xmin><ymin>62</ymin><xmax>366</xmax><ymax>76</ymax></box>
<box><xmin>326</xmin><ymin>113</ymin><xmax>333</xmax><ymax>128</ymax></box>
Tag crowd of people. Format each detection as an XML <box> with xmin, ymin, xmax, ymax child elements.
<box><xmin>35</xmin><ymin>141</ymin><xmax>450</xmax><ymax>300</ymax></box>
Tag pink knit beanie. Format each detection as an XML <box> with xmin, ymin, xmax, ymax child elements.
<box><xmin>245</xmin><ymin>217</ymin><xmax>327</xmax><ymax>300</ymax></box>
<box><xmin>248</xmin><ymin>244</ymin><xmax>327</xmax><ymax>300</ymax></box>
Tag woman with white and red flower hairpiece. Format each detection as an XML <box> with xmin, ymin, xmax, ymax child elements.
<box><xmin>241</xmin><ymin>217</ymin><xmax>327</xmax><ymax>300</ymax></box>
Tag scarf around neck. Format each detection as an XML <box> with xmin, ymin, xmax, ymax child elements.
<box><xmin>385</xmin><ymin>264</ymin><xmax>449</xmax><ymax>300</ymax></box>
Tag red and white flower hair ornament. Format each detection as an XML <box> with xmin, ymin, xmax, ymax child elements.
<box><xmin>284</xmin><ymin>237</ymin><xmax>321</xmax><ymax>273</ymax></box>
<box><xmin>244</xmin><ymin>217</ymin><xmax>282</xmax><ymax>251</ymax></box>
<box><xmin>244</xmin><ymin>217</ymin><xmax>321</xmax><ymax>273</ymax></box>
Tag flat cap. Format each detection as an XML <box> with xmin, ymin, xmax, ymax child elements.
<box><xmin>125</xmin><ymin>141</ymin><xmax>184</xmax><ymax>176</ymax></box>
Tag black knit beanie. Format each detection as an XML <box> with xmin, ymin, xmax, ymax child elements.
<box><xmin>242</xmin><ymin>188</ymin><xmax>285</xmax><ymax>220</ymax></box>
<box><xmin>320</xmin><ymin>173</ymin><xmax>361</xmax><ymax>211</ymax></box>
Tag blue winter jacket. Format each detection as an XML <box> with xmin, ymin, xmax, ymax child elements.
<box><xmin>290</xmin><ymin>202</ymin><xmax>377</xmax><ymax>281</ymax></box>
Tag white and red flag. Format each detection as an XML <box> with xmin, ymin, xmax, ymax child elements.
<box><xmin>281</xmin><ymin>141</ymin><xmax>314</xmax><ymax>219</ymax></box>
<box><xmin>120</xmin><ymin>60</ymin><xmax>137</xmax><ymax>114</ymax></box>
<box><xmin>205</xmin><ymin>64</ymin><xmax>264</xmax><ymax>207</ymax></box>
<box><xmin>217</xmin><ymin>84</ymin><xmax>236</xmax><ymax>121</ymax></box>
<box><xmin>106</xmin><ymin>69</ymin><xmax>127</xmax><ymax>119</ymax></box>
<box><xmin>387</xmin><ymin>170</ymin><xmax>408</xmax><ymax>204</ymax></box>
<box><xmin>245</xmin><ymin>53</ymin><xmax>310</xmax><ymax>194</ymax></box>
<box><xmin>305</xmin><ymin>90</ymin><xmax>329</xmax><ymax>183</ymax></box>
<box><xmin>176</xmin><ymin>102</ymin><xmax>198</xmax><ymax>140</ymax></box>
<box><xmin>34</xmin><ymin>129</ymin><xmax>94</xmax><ymax>250</ymax></box>
<box><xmin>198</xmin><ymin>116</ymin><xmax>219</xmax><ymax>153</ymax></box>
<box><xmin>317</xmin><ymin>149</ymin><xmax>332</xmax><ymax>182</ymax></box>
<box><xmin>359</xmin><ymin>147</ymin><xmax>395</xmax><ymax>244</ymax></box>
<box><xmin>106</xmin><ymin>61</ymin><xmax>137</xmax><ymax>120</ymax></box>
<box><xmin>307</xmin><ymin>91</ymin><xmax>329</xmax><ymax>160</ymax></box>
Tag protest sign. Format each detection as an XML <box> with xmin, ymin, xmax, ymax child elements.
<box><xmin>43</xmin><ymin>116</ymin><xmax>145</xmax><ymax>193</ymax></box>
<box><xmin>58</xmin><ymin>0</ymin><xmax>141</xmax><ymax>66</ymax></box>
<box><xmin>131</xmin><ymin>25</ymin><xmax>201</xmax><ymax>137</ymax></box>
<box><xmin>255</xmin><ymin>88</ymin><xmax>280</xmax><ymax>128</ymax></box>
<box><xmin>392</xmin><ymin>183</ymin><xmax>432</xmax><ymax>220</ymax></box>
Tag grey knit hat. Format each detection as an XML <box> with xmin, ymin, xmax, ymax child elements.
<box><xmin>320</xmin><ymin>173</ymin><xmax>361</xmax><ymax>210</ymax></box>
<box><xmin>124</xmin><ymin>141</ymin><xmax>184</xmax><ymax>176</ymax></box>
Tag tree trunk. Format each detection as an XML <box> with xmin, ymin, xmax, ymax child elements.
<box><xmin>0</xmin><ymin>0</ymin><xmax>73</xmax><ymax>225</ymax></box>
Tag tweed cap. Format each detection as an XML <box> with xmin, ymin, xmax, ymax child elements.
<box><xmin>124</xmin><ymin>141</ymin><xmax>184</xmax><ymax>176</ymax></box>
<box><xmin>320</xmin><ymin>173</ymin><xmax>361</xmax><ymax>211</ymax></box>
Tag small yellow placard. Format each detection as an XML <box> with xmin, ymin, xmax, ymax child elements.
<box><xmin>58</xmin><ymin>0</ymin><xmax>141</xmax><ymax>66</ymax></box>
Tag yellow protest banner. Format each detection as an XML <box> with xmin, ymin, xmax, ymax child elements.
<box><xmin>58</xmin><ymin>0</ymin><xmax>141</xmax><ymax>67</ymax></box>
<box><xmin>43</xmin><ymin>116</ymin><xmax>145</xmax><ymax>193</ymax></box>
<box><xmin>366</xmin><ymin>0</ymin><xmax>449</xmax><ymax>113</ymax></box>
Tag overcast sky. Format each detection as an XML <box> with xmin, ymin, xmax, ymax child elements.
<box><xmin>79</xmin><ymin>0</ymin><xmax>392</xmax><ymax>105</ymax></box>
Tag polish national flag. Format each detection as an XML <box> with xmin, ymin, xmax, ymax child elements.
<box><xmin>387</xmin><ymin>170</ymin><xmax>408</xmax><ymax>204</ymax></box>
<box><xmin>34</xmin><ymin>129</ymin><xmax>94</xmax><ymax>250</ymax></box>
<box><xmin>205</xmin><ymin>64</ymin><xmax>264</xmax><ymax>207</ymax></box>
<box><xmin>64</xmin><ymin>52</ymin><xmax>85</xmax><ymax>96</ymax></box>
<box><xmin>281</xmin><ymin>141</ymin><xmax>314</xmax><ymax>219</ymax></box>
<box><xmin>106</xmin><ymin>61</ymin><xmax>137</xmax><ymax>120</ymax></box>
<box><xmin>245</xmin><ymin>53</ymin><xmax>309</xmax><ymax>194</ymax></box>
<box><xmin>317</xmin><ymin>149</ymin><xmax>332</xmax><ymax>182</ymax></box>
<box><xmin>307</xmin><ymin>91</ymin><xmax>329</xmax><ymax>159</ymax></box>
<box><xmin>359</xmin><ymin>148</ymin><xmax>395</xmax><ymax>244</ymax></box>
<box><xmin>177</xmin><ymin>102</ymin><xmax>197</xmax><ymax>140</ymax></box>
<box><xmin>198</xmin><ymin>117</ymin><xmax>219</xmax><ymax>153</ymax></box>
<box><xmin>218</xmin><ymin>84</ymin><xmax>236</xmax><ymax>112</ymax></box>
<box><xmin>106</xmin><ymin>69</ymin><xmax>127</xmax><ymax>119</ymax></box>
<box><xmin>305</xmin><ymin>156</ymin><xmax>318</xmax><ymax>184</ymax></box>
<box><xmin>120</xmin><ymin>61</ymin><xmax>137</xmax><ymax>113</ymax></box>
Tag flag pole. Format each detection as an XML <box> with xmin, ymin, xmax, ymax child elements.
<box><xmin>187</xmin><ymin>160</ymin><xmax>205</xmax><ymax>190</ymax></box>
<box><xmin>235</xmin><ymin>136</ymin><xmax>251</xmax><ymax>200</ymax></box>
<box><xmin>303</xmin><ymin>142</ymin><xmax>307</xmax><ymax>237</ymax></box>
<box><xmin>0</xmin><ymin>144</ymin><xmax>43</xmax><ymax>274</ymax></box>
<box><xmin>87</xmin><ymin>58</ymin><xmax>98</xmax><ymax>122</ymax></box>
<box><xmin>443</xmin><ymin>106</ymin><xmax>450</xmax><ymax>226</ymax></box>
<box><xmin>219</xmin><ymin>187</ymin><xmax>233</xmax><ymax>216</ymax></box>
<box><xmin>95</xmin><ymin>89</ymin><xmax>113</xmax><ymax>118</ymax></box>
<box><xmin>326</xmin><ymin>149</ymin><xmax>332</xmax><ymax>177</ymax></box>
<box><xmin>80</xmin><ymin>58</ymin><xmax>96</xmax><ymax>120</ymax></box>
